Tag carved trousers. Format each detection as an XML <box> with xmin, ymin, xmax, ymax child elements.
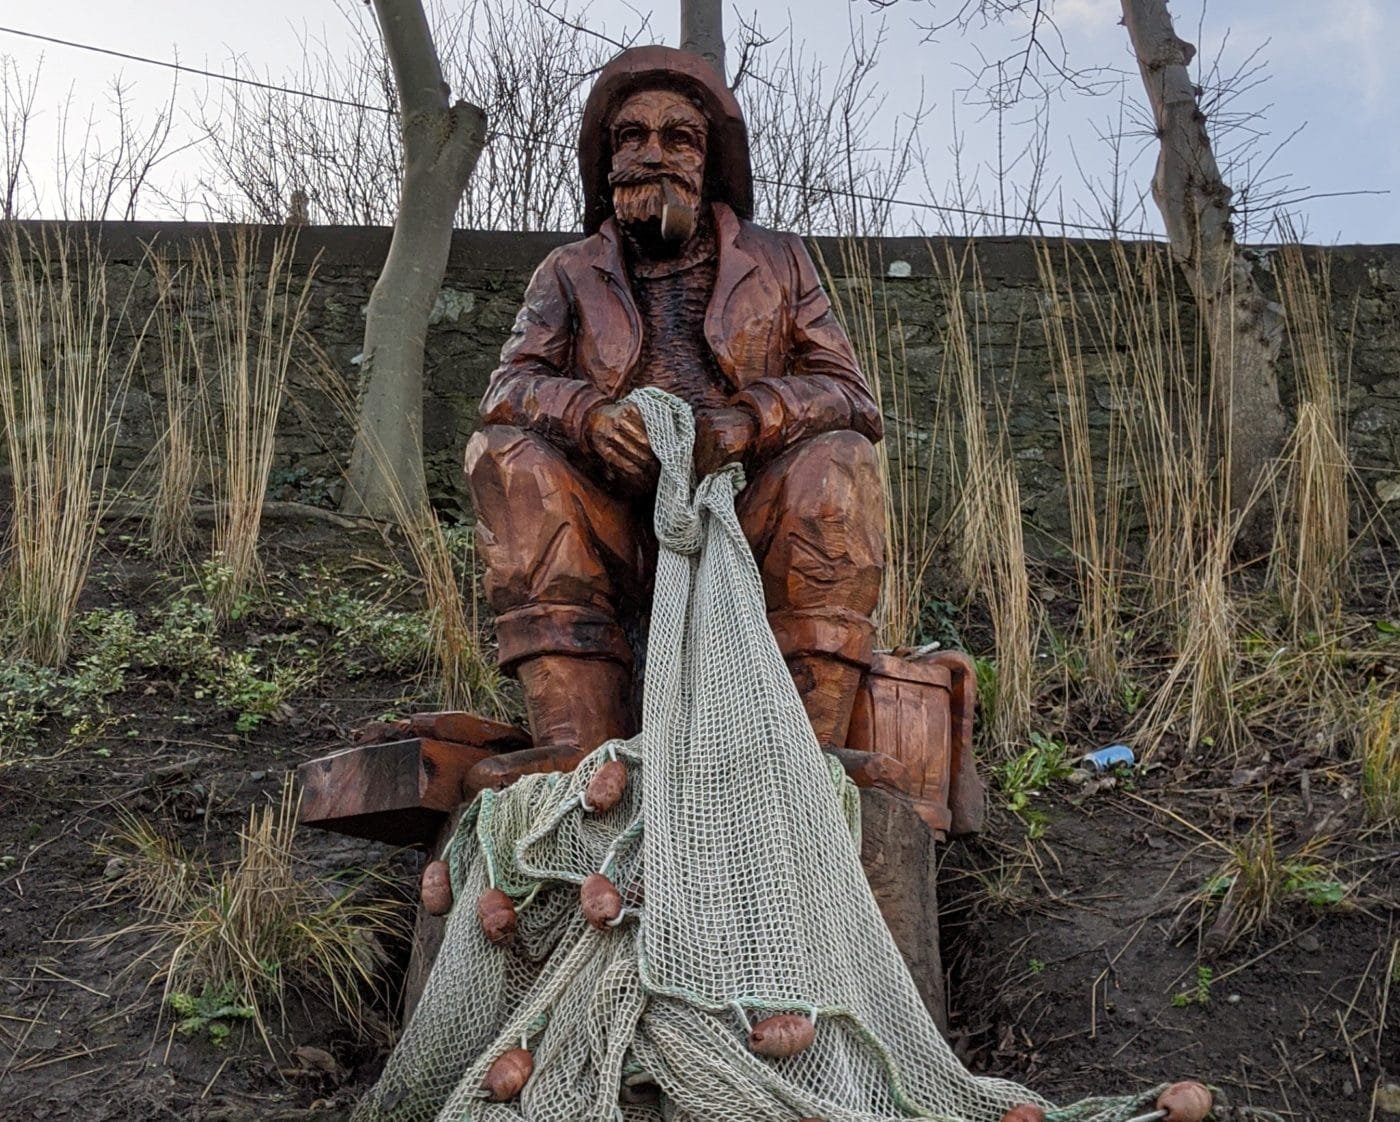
<box><xmin>465</xmin><ymin>425</ymin><xmax>885</xmax><ymax>675</ymax></box>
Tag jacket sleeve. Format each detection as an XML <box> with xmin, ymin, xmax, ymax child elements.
<box><xmin>734</xmin><ymin>232</ymin><xmax>884</xmax><ymax>462</ymax></box>
<box><xmin>479</xmin><ymin>251</ymin><xmax>606</xmax><ymax>450</ymax></box>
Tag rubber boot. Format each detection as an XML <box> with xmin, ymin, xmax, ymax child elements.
<box><xmin>466</xmin><ymin>655</ymin><xmax>634</xmax><ymax>791</ymax></box>
<box><xmin>788</xmin><ymin>653</ymin><xmax>904</xmax><ymax>792</ymax></box>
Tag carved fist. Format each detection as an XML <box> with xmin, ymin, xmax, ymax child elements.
<box><xmin>693</xmin><ymin>407</ymin><xmax>758</xmax><ymax>477</ymax></box>
<box><xmin>584</xmin><ymin>401</ymin><xmax>657</xmax><ymax>492</ymax></box>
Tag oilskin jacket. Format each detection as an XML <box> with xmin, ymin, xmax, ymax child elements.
<box><xmin>479</xmin><ymin>202</ymin><xmax>883</xmax><ymax>466</ymax></box>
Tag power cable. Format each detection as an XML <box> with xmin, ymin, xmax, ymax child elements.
<box><xmin>0</xmin><ymin>22</ymin><xmax>1167</xmax><ymax>239</ymax></box>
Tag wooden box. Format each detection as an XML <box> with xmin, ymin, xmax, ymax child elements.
<box><xmin>846</xmin><ymin>649</ymin><xmax>984</xmax><ymax>839</ymax></box>
<box><xmin>297</xmin><ymin>712</ymin><xmax>529</xmax><ymax>847</ymax></box>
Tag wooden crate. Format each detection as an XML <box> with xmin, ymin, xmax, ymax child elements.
<box><xmin>297</xmin><ymin>713</ymin><xmax>529</xmax><ymax>847</ymax></box>
<box><xmin>846</xmin><ymin>649</ymin><xmax>984</xmax><ymax>839</ymax></box>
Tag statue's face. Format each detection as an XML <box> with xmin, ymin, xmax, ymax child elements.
<box><xmin>607</xmin><ymin>89</ymin><xmax>707</xmax><ymax>236</ymax></box>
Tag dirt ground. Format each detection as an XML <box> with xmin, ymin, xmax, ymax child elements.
<box><xmin>0</xmin><ymin>522</ymin><xmax>1395</xmax><ymax>1121</ymax></box>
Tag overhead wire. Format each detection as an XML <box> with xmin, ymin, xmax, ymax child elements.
<box><xmin>0</xmin><ymin>22</ymin><xmax>1168</xmax><ymax>240</ymax></box>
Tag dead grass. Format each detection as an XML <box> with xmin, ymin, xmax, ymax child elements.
<box><xmin>816</xmin><ymin>241</ymin><xmax>941</xmax><ymax>648</ymax></box>
<box><xmin>301</xmin><ymin>341</ymin><xmax>507</xmax><ymax>716</ymax></box>
<box><xmin>1269</xmin><ymin>243</ymin><xmax>1352</xmax><ymax>639</ymax></box>
<box><xmin>190</xmin><ymin>228</ymin><xmax>313</xmax><ymax>622</ymax></box>
<box><xmin>97</xmin><ymin>777</ymin><xmax>409</xmax><ymax>1048</ymax></box>
<box><xmin>0</xmin><ymin>228</ymin><xmax>139</xmax><ymax>666</ymax></box>
<box><xmin>1181</xmin><ymin>813</ymin><xmax>1348</xmax><ymax>957</ymax></box>
<box><xmin>1358</xmin><ymin>690</ymin><xmax>1400</xmax><ymax>828</ymax></box>
<box><xmin>145</xmin><ymin>251</ymin><xmax>202</xmax><ymax>561</ymax></box>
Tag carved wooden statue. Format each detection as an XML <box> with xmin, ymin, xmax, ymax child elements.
<box><xmin>464</xmin><ymin>46</ymin><xmax>886</xmax><ymax>789</ymax></box>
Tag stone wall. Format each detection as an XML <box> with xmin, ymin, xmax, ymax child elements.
<box><xmin>6</xmin><ymin>222</ymin><xmax>1399</xmax><ymax>536</ymax></box>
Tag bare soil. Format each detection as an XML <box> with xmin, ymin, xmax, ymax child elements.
<box><xmin>0</xmin><ymin>523</ymin><xmax>1395</xmax><ymax>1121</ymax></box>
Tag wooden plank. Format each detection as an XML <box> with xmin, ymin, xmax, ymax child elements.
<box><xmin>297</xmin><ymin>737</ymin><xmax>493</xmax><ymax>847</ymax></box>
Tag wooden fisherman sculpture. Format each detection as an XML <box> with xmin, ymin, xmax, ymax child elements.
<box><xmin>465</xmin><ymin>46</ymin><xmax>886</xmax><ymax>789</ymax></box>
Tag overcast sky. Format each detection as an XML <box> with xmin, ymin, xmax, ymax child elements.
<box><xmin>2</xmin><ymin>0</ymin><xmax>1395</xmax><ymax>243</ymax></box>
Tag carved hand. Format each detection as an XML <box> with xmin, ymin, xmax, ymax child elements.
<box><xmin>584</xmin><ymin>401</ymin><xmax>657</xmax><ymax>492</ymax></box>
<box><xmin>693</xmin><ymin>407</ymin><xmax>759</xmax><ymax>477</ymax></box>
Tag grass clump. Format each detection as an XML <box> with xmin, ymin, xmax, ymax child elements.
<box><xmin>0</xmin><ymin>229</ymin><xmax>138</xmax><ymax>666</ymax></box>
<box><xmin>1180</xmin><ymin>814</ymin><xmax>1348</xmax><ymax>956</ymax></box>
<box><xmin>98</xmin><ymin>778</ymin><xmax>409</xmax><ymax>1047</ymax></box>
<box><xmin>1358</xmin><ymin>691</ymin><xmax>1400</xmax><ymax>828</ymax></box>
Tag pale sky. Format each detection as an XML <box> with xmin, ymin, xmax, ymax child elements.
<box><xmin>2</xmin><ymin>0</ymin><xmax>1396</xmax><ymax>243</ymax></box>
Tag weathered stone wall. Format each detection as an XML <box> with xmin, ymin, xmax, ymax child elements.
<box><xmin>6</xmin><ymin>222</ymin><xmax>1399</xmax><ymax>536</ymax></box>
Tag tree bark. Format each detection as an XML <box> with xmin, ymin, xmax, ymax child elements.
<box><xmin>1121</xmin><ymin>0</ymin><xmax>1288</xmax><ymax>538</ymax></box>
<box><xmin>680</xmin><ymin>0</ymin><xmax>726</xmax><ymax>79</ymax></box>
<box><xmin>341</xmin><ymin>0</ymin><xmax>487</xmax><ymax>520</ymax></box>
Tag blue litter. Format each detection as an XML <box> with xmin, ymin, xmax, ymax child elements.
<box><xmin>1081</xmin><ymin>744</ymin><xmax>1135</xmax><ymax>772</ymax></box>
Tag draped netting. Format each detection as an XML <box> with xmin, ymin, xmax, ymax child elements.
<box><xmin>353</xmin><ymin>388</ymin><xmax>1272</xmax><ymax>1122</ymax></box>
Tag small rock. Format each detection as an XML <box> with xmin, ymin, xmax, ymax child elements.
<box><xmin>1226</xmin><ymin>993</ymin><xmax>1242</xmax><ymax>1005</ymax></box>
<box><xmin>103</xmin><ymin>856</ymin><xmax>129</xmax><ymax>880</ymax></box>
<box><xmin>1375</xmin><ymin>1083</ymin><xmax>1400</xmax><ymax>1115</ymax></box>
<box><xmin>250</xmin><ymin>770</ymin><xmax>267</xmax><ymax>782</ymax></box>
<box><xmin>1297</xmin><ymin>932</ymin><xmax>1321</xmax><ymax>953</ymax></box>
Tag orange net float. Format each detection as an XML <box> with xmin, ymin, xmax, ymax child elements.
<box><xmin>482</xmin><ymin>1047</ymin><xmax>534</xmax><ymax>1101</ymax></box>
<box><xmin>748</xmin><ymin>1013</ymin><xmax>816</xmax><ymax>1058</ymax></box>
<box><xmin>582</xmin><ymin>759</ymin><xmax>628</xmax><ymax>813</ymax></box>
<box><xmin>1156</xmin><ymin>1081</ymin><xmax>1212</xmax><ymax>1122</ymax></box>
<box><xmin>580</xmin><ymin>873</ymin><xmax>623</xmax><ymax>929</ymax></box>
<box><xmin>997</xmin><ymin>1107</ymin><xmax>1046</xmax><ymax>1122</ymax></box>
<box><xmin>476</xmin><ymin>887</ymin><xmax>518</xmax><ymax>946</ymax></box>
<box><xmin>419</xmin><ymin>859</ymin><xmax>453</xmax><ymax>916</ymax></box>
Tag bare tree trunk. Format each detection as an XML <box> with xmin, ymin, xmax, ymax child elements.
<box><xmin>342</xmin><ymin>0</ymin><xmax>487</xmax><ymax>520</ymax></box>
<box><xmin>680</xmin><ymin>0</ymin><xmax>726</xmax><ymax>79</ymax></box>
<box><xmin>1121</xmin><ymin>0</ymin><xmax>1288</xmax><ymax>538</ymax></box>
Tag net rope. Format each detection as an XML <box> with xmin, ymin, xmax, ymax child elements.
<box><xmin>353</xmin><ymin>388</ymin><xmax>1279</xmax><ymax>1122</ymax></box>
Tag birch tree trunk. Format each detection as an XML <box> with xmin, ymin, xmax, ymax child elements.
<box><xmin>1121</xmin><ymin>0</ymin><xmax>1288</xmax><ymax>536</ymax></box>
<box><xmin>680</xmin><ymin>0</ymin><xmax>726</xmax><ymax>79</ymax></box>
<box><xmin>341</xmin><ymin>0</ymin><xmax>487</xmax><ymax>520</ymax></box>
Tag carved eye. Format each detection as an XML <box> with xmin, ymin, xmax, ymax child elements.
<box><xmin>663</xmin><ymin>127</ymin><xmax>702</xmax><ymax>152</ymax></box>
<box><xmin>614</xmin><ymin>125</ymin><xmax>648</xmax><ymax>149</ymax></box>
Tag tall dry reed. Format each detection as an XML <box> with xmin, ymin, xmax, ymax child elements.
<box><xmin>1035</xmin><ymin>242</ymin><xmax>1127</xmax><ymax>705</ymax></box>
<box><xmin>189</xmin><ymin>228</ymin><xmax>313</xmax><ymax>619</ymax></box>
<box><xmin>1269</xmin><ymin>243</ymin><xmax>1350</xmax><ymax>637</ymax></box>
<box><xmin>0</xmin><ymin>229</ymin><xmax>138</xmax><ymax>665</ymax></box>
<box><xmin>816</xmin><ymin>241</ymin><xmax>942</xmax><ymax>648</ymax></box>
<box><xmin>146</xmin><ymin>251</ymin><xmax>203</xmax><ymax>561</ymax></box>
<box><xmin>301</xmin><ymin>340</ymin><xmax>506</xmax><ymax>716</ymax></box>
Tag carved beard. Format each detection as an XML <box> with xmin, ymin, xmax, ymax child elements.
<box><xmin>610</xmin><ymin>176</ymin><xmax>702</xmax><ymax>243</ymax></box>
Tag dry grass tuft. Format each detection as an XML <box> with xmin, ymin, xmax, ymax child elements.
<box><xmin>1269</xmin><ymin>243</ymin><xmax>1351</xmax><ymax>639</ymax></box>
<box><xmin>1358</xmin><ymin>691</ymin><xmax>1400</xmax><ymax>828</ymax></box>
<box><xmin>1036</xmin><ymin>242</ymin><xmax>1127</xmax><ymax>706</ymax></box>
<box><xmin>0</xmin><ymin>228</ymin><xmax>138</xmax><ymax>665</ymax></box>
<box><xmin>145</xmin><ymin>251</ymin><xmax>203</xmax><ymax>561</ymax></box>
<box><xmin>816</xmin><ymin>241</ymin><xmax>941</xmax><ymax>648</ymax></box>
<box><xmin>98</xmin><ymin>777</ymin><xmax>409</xmax><ymax>1047</ymax></box>
<box><xmin>1183</xmin><ymin>814</ymin><xmax>1346</xmax><ymax>957</ymax></box>
<box><xmin>189</xmin><ymin>228</ymin><xmax>313</xmax><ymax>621</ymax></box>
<box><xmin>301</xmin><ymin>341</ymin><xmax>507</xmax><ymax>715</ymax></box>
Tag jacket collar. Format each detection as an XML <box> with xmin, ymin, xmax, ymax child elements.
<box><xmin>592</xmin><ymin>202</ymin><xmax>758</xmax><ymax>298</ymax></box>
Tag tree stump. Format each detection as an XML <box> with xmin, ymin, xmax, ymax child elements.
<box><xmin>859</xmin><ymin>787</ymin><xmax>946</xmax><ymax>1031</ymax></box>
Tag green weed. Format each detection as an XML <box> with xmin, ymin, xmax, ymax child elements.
<box><xmin>1171</xmin><ymin>964</ymin><xmax>1213</xmax><ymax>1007</ymax></box>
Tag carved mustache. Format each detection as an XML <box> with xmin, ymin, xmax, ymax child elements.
<box><xmin>607</xmin><ymin>167</ymin><xmax>693</xmax><ymax>187</ymax></box>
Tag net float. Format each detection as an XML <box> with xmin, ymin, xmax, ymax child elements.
<box><xmin>419</xmin><ymin>859</ymin><xmax>453</xmax><ymax>916</ymax></box>
<box><xmin>1155</xmin><ymin>1081</ymin><xmax>1212</xmax><ymax>1122</ymax></box>
<box><xmin>482</xmin><ymin>1047</ymin><xmax>534</xmax><ymax>1101</ymax></box>
<box><xmin>581</xmin><ymin>873</ymin><xmax>623</xmax><ymax>929</ymax></box>
<box><xmin>749</xmin><ymin>1013</ymin><xmax>816</xmax><ymax>1057</ymax></box>
<box><xmin>583</xmin><ymin>759</ymin><xmax>628</xmax><ymax>813</ymax></box>
<box><xmin>998</xmin><ymin>1107</ymin><xmax>1047</xmax><ymax>1122</ymax></box>
<box><xmin>476</xmin><ymin>887</ymin><xmax>518</xmax><ymax>946</ymax></box>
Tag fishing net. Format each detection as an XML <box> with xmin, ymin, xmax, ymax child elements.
<box><xmin>353</xmin><ymin>388</ymin><xmax>1273</xmax><ymax>1122</ymax></box>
